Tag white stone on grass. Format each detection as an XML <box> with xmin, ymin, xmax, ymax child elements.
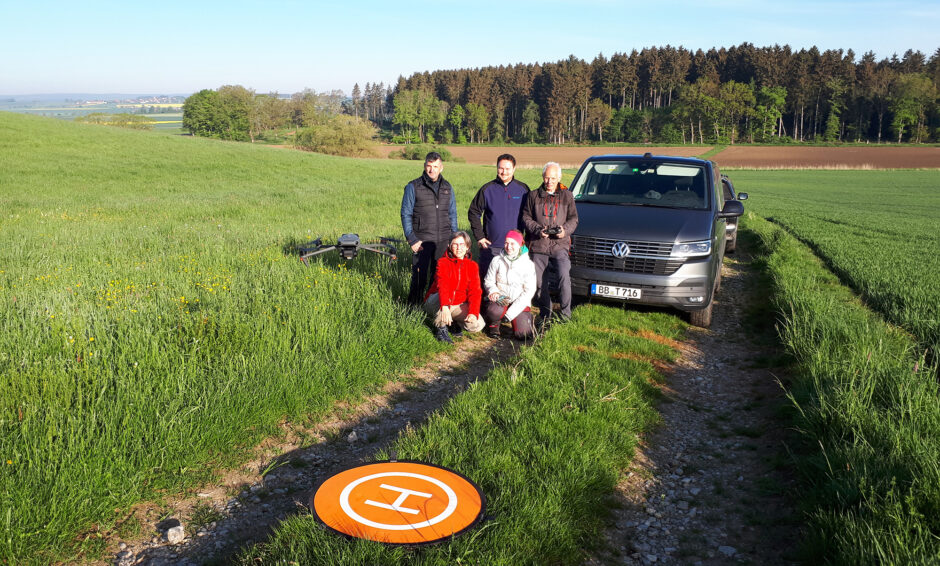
<box><xmin>166</xmin><ymin>525</ymin><xmax>185</xmax><ymax>544</ymax></box>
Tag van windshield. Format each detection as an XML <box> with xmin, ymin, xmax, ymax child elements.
<box><xmin>571</xmin><ymin>161</ymin><xmax>709</xmax><ymax>210</ymax></box>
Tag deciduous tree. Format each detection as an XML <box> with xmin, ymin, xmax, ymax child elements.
<box><xmin>466</xmin><ymin>102</ymin><xmax>489</xmax><ymax>143</ymax></box>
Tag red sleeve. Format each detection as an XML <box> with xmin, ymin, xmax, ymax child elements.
<box><xmin>435</xmin><ymin>257</ymin><xmax>457</xmax><ymax>306</ymax></box>
<box><xmin>466</xmin><ymin>260</ymin><xmax>482</xmax><ymax>317</ymax></box>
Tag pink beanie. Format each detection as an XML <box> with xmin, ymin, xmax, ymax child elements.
<box><xmin>505</xmin><ymin>230</ymin><xmax>524</xmax><ymax>245</ymax></box>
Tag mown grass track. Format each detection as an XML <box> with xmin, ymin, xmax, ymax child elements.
<box><xmin>238</xmin><ymin>306</ymin><xmax>684</xmax><ymax>565</ymax></box>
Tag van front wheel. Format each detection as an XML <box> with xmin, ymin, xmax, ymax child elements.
<box><xmin>688</xmin><ymin>301</ymin><xmax>713</xmax><ymax>328</ymax></box>
<box><xmin>727</xmin><ymin>231</ymin><xmax>738</xmax><ymax>253</ymax></box>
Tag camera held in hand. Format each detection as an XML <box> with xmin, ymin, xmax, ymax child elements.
<box><xmin>544</xmin><ymin>226</ymin><xmax>562</xmax><ymax>237</ymax></box>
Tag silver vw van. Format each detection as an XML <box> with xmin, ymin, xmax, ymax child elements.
<box><xmin>568</xmin><ymin>154</ymin><xmax>743</xmax><ymax>327</ymax></box>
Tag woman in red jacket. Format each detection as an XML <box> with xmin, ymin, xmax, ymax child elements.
<box><xmin>423</xmin><ymin>231</ymin><xmax>485</xmax><ymax>343</ymax></box>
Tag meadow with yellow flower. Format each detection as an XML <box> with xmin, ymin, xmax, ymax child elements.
<box><xmin>1</xmin><ymin>112</ymin><xmax>549</xmax><ymax>561</ymax></box>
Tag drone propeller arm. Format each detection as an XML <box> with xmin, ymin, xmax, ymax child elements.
<box><xmin>359</xmin><ymin>243</ymin><xmax>398</xmax><ymax>260</ymax></box>
<box><xmin>299</xmin><ymin>245</ymin><xmax>337</xmax><ymax>264</ymax></box>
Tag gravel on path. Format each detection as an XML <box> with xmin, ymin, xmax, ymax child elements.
<box><xmin>588</xmin><ymin>248</ymin><xmax>800</xmax><ymax>565</ymax></box>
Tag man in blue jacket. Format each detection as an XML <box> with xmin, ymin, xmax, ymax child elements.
<box><xmin>468</xmin><ymin>153</ymin><xmax>530</xmax><ymax>280</ymax></box>
<box><xmin>401</xmin><ymin>152</ymin><xmax>458</xmax><ymax>306</ymax></box>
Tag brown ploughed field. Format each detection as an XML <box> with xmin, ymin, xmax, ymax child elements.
<box><xmin>712</xmin><ymin>145</ymin><xmax>940</xmax><ymax>169</ymax></box>
<box><xmin>378</xmin><ymin>145</ymin><xmax>708</xmax><ymax>168</ymax></box>
<box><xmin>378</xmin><ymin>144</ymin><xmax>939</xmax><ymax>169</ymax></box>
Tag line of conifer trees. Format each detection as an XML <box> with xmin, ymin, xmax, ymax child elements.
<box><xmin>353</xmin><ymin>44</ymin><xmax>939</xmax><ymax>145</ymax></box>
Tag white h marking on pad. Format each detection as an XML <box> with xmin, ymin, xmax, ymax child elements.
<box><xmin>364</xmin><ymin>484</ymin><xmax>433</xmax><ymax>515</ymax></box>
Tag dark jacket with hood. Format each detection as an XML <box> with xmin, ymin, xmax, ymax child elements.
<box><xmin>522</xmin><ymin>182</ymin><xmax>578</xmax><ymax>255</ymax></box>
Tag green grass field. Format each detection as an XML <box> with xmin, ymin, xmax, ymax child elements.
<box><xmin>0</xmin><ymin>112</ymin><xmax>506</xmax><ymax>562</ymax></box>
<box><xmin>5</xmin><ymin>111</ymin><xmax>939</xmax><ymax>564</ymax></box>
<box><xmin>723</xmin><ymin>169</ymin><xmax>940</xmax><ymax>564</ymax></box>
<box><xmin>731</xmin><ymin>169</ymin><xmax>940</xmax><ymax>359</ymax></box>
<box><xmin>744</xmin><ymin>215</ymin><xmax>940</xmax><ymax>564</ymax></box>
<box><xmin>728</xmin><ymin>172</ymin><xmax>940</xmax><ymax>563</ymax></box>
<box><xmin>0</xmin><ymin>112</ymin><xmax>638</xmax><ymax>563</ymax></box>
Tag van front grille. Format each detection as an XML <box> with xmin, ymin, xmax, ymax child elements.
<box><xmin>571</xmin><ymin>236</ymin><xmax>684</xmax><ymax>275</ymax></box>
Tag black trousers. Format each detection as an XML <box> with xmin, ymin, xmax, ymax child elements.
<box><xmin>532</xmin><ymin>250</ymin><xmax>572</xmax><ymax>318</ymax></box>
<box><xmin>407</xmin><ymin>240</ymin><xmax>445</xmax><ymax>305</ymax></box>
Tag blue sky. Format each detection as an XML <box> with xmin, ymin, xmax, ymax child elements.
<box><xmin>1</xmin><ymin>0</ymin><xmax>937</xmax><ymax>96</ymax></box>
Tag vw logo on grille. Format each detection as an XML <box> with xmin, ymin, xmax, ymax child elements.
<box><xmin>611</xmin><ymin>242</ymin><xmax>630</xmax><ymax>258</ymax></box>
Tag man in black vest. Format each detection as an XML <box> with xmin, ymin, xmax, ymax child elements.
<box><xmin>401</xmin><ymin>152</ymin><xmax>458</xmax><ymax>305</ymax></box>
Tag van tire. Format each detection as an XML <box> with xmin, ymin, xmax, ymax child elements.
<box><xmin>688</xmin><ymin>301</ymin><xmax>713</xmax><ymax>328</ymax></box>
<box><xmin>727</xmin><ymin>231</ymin><xmax>737</xmax><ymax>253</ymax></box>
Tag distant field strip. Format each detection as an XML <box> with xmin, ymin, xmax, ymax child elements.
<box><xmin>714</xmin><ymin>146</ymin><xmax>940</xmax><ymax>169</ymax></box>
<box><xmin>731</xmin><ymin>170</ymin><xmax>940</xmax><ymax>358</ymax></box>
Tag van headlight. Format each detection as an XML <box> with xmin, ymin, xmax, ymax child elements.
<box><xmin>671</xmin><ymin>240</ymin><xmax>711</xmax><ymax>258</ymax></box>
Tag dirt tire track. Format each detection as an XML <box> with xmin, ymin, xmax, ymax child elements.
<box><xmin>588</xmin><ymin>245</ymin><xmax>799</xmax><ymax>565</ymax></box>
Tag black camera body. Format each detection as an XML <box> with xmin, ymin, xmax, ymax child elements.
<box><xmin>544</xmin><ymin>226</ymin><xmax>562</xmax><ymax>236</ymax></box>
<box><xmin>337</xmin><ymin>233</ymin><xmax>361</xmax><ymax>259</ymax></box>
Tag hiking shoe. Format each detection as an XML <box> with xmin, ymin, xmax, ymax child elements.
<box><xmin>485</xmin><ymin>325</ymin><xmax>501</xmax><ymax>339</ymax></box>
<box><xmin>434</xmin><ymin>326</ymin><xmax>454</xmax><ymax>344</ymax></box>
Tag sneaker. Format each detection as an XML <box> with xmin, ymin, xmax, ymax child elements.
<box><xmin>434</xmin><ymin>326</ymin><xmax>454</xmax><ymax>344</ymax></box>
<box><xmin>485</xmin><ymin>325</ymin><xmax>501</xmax><ymax>339</ymax></box>
<box><xmin>450</xmin><ymin>324</ymin><xmax>464</xmax><ymax>338</ymax></box>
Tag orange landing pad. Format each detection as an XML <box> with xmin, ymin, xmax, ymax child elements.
<box><xmin>312</xmin><ymin>461</ymin><xmax>485</xmax><ymax>545</ymax></box>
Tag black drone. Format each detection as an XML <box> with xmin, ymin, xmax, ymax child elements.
<box><xmin>299</xmin><ymin>234</ymin><xmax>399</xmax><ymax>264</ymax></box>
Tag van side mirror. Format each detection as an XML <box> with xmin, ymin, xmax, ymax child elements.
<box><xmin>736</xmin><ymin>192</ymin><xmax>748</xmax><ymax>201</ymax></box>
<box><xmin>718</xmin><ymin>200</ymin><xmax>744</xmax><ymax>218</ymax></box>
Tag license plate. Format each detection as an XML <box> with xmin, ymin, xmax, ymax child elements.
<box><xmin>591</xmin><ymin>284</ymin><xmax>642</xmax><ymax>299</ymax></box>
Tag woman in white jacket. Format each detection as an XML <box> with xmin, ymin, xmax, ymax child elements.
<box><xmin>482</xmin><ymin>230</ymin><xmax>537</xmax><ymax>339</ymax></box>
